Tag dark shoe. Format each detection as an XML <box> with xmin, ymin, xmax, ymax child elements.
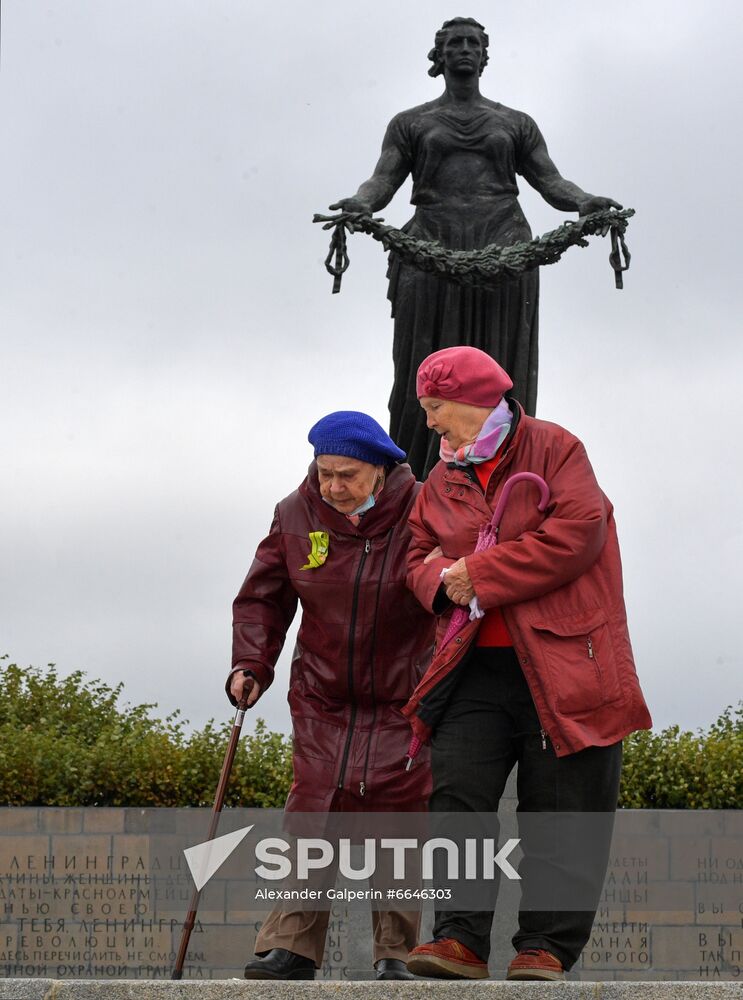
<box><xmin>375</xmin><ymin>958</ymin><xmax>417</xmax><ymax>980</ymax></box>
<box><xmin>506</xmin><ymin>948</ymin><xmax>564</xmax><ymax>981</ymax></box>
<box><xmin>406</xmin><ymin>938</ymin><xmax>489</xmax><ymax>979</ymax></box>
<box><xmin>243</xmin><ymin>948</ymin><xmax>315</xmax><ymax>980</ymax></box>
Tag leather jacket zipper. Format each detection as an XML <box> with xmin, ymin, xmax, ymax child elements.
<box><xmin>359</xmin><ymin>530</ymin><xmax>394</xmax><ymax>796</ymax></box>
<box><xmin>337</xmin><ymin>538</ymin><xmax>371</xmax><ymax>791</ymax></box>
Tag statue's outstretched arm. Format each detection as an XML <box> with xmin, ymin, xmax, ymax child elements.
<box><xmin>520</xmin><ymin>134</ymin><xmax>621</xmax><ymax>216</ymax></box>
<box><xmin>330</xmin><ymin>133</ymin><xmax>410</xmax><ymax>214</ymax></box>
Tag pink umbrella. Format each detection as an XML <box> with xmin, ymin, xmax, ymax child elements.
<box><xmin>405</xmin><ymin>472</ymin><xmax>550</xmax><ymax>769</ymax></box>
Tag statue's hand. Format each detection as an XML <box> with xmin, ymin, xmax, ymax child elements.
<box><xmin>328</xmin><ymin>196</ymin><xmax>374</xmax><ymax>215</ymax></box>
<box><xmin>577</xmin><ymin>195</ymin><xmax>623</xmax><ymax>216</ymax></box>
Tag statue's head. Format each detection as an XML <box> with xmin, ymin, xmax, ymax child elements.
<box><xmin>428</xmin><ymin>17</ymin><xmax>490</xmax><ymax>78</ymax></box>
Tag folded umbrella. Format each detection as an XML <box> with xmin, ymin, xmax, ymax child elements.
<box><xmin>405</xmin><ymin>472</ymin><xmax>550</xmax><ymax>769</ymax></box>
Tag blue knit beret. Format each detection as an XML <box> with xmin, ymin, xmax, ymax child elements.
<box><xmin>308</xmin><ymin>411</ymin><xmax>406</xmax><ymax>465</ymax></box>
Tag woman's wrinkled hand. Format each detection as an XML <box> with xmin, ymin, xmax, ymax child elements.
<box><xmin>230</xmin><ymin>670</ymin><xmax>262</xmax><ymax>707</ymax></box>
<box><xmin>442</xmin><ymin>557</ymin><xmax>476</xmax><ymax>606</ymax></box>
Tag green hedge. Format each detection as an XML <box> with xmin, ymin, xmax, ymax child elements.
<box><xmin>0</xmin><ymin>659</ymin><xmax>292</xmax><ymax>807</ymax></box>
<box><xmin>619</xmin><ymin>705</ymin><xmax>742</xmax><ymax>808</ymax></box>
<box><xmin>0</xmin><ymin>659</ymin><xmax>740</xmax><ymax>808</ymax></box>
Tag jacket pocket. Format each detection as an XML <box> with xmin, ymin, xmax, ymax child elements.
<box><xmin>530</xmin><ymin>609</ymin><xmax>621</xmax><ymax>713</ymax></box>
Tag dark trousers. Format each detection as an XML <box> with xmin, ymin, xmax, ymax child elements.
<box><xmin>430</xmin><ymin>647</ymin><xmax>622</xmax><ymax>970</ymax></box>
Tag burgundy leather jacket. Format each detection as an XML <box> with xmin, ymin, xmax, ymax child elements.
<box><xmin>404</xmin><ymin>405</ymin><xmax>652</xmax><ymax>757</ymax></box>
<box><xmin>230</xmin><ymin>462</ymin><xmax>434</xmax><ymax>811</ymax></box>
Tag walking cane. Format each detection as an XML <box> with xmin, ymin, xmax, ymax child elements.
<box><xmin>171</xmin><ymin>696</ymin><xmax>249</xmax><ymax>980</ymax></box>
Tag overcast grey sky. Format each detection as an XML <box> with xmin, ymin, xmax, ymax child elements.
<box><xmin>2</xmin><ymin>1</ymin><xmax>741</xmax><ymax>739</ymax></box>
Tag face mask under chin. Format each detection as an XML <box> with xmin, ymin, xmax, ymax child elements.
<box><xmin>347</xmin><ymin>492</ymin><xmax>376</xmax><ymax>517</ymax></box>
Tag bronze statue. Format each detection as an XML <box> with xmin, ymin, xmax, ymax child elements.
<box><xmin>330</xmin><ymin>17</ymin><xmax>621</xmax><ymax>478</ymax></box>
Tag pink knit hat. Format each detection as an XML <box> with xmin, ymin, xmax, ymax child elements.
<box><xmin>416</xmin><ymin>347</ymin><xmax>513</xmax><ymax>407</ymax></box>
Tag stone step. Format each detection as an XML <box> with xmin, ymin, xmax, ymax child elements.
<box><xmin>0</xmin><ymin>982</ymin><xmax>739</xmax><ymax>1000</ymax></box>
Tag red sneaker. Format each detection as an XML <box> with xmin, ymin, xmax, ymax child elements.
<box><xmin>407</xmin><ymin>938</ymin><xmax>489</xmax><ymax>979</ymax></box>
<box><xmin>507</xmin><ymin>948</ymin><xmax>564</xmax><ymax>981</ymax></box>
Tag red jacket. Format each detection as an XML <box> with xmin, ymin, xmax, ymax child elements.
<box><xmin>230</xmin><ymin>462</ymin><xmax>435</xmax><ymax>811</ymax></box>
<box><xmin>403</xmin><ymin>405</ymin><xmax>652</xmax><ymax>757</ymax></box>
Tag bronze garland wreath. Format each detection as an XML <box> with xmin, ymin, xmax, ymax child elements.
<box><xmin>312</xmin><ymin>207</ymin><xmax>634</xmax><ymax>294</ymax></box>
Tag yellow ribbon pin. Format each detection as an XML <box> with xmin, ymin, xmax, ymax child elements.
<box><xmin>300</xmin><ymin>531</ymin><xmax>329</xmax><ymax>570</ymax></box>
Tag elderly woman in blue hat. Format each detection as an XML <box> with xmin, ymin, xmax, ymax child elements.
<box><xmin>227</xmin><ymin>411</ymin><xmax>435</xmax><ymax>981</ymax></box>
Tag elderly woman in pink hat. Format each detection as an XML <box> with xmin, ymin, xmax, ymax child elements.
<box><xmin>402</xmin><ymin>346</ymin><xmax>652</xmax><ymax>982</ymax></box>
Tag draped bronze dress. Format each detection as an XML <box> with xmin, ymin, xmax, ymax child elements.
<box><xmin>385</xmin><ymin>99</ymin><xmax>542</xmax><ymax>478</ymax></box>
